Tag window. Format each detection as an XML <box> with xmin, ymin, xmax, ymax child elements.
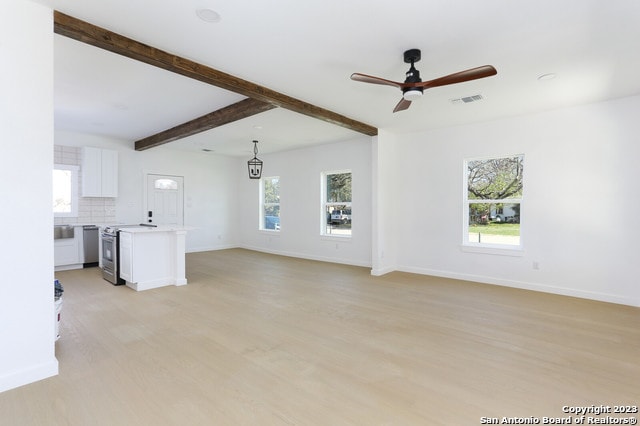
<box><xmin>464</xmin><ymin>155</ymin><xmax>523</xmax><ymax>249</ymax></box>
<box><xmin>154</xmin><ymin>178</ymin><xmax>178</xmax><ymax>190</ymax></box>
<box><xmin>261</xmin><ymin>176</ymin><xmax>280</xmax><ymax>231</ymax></box>
<box><xmin>53</xmin><ymin>164</ymin><xmax>79</xmax><ymax>218</ymax></box>
<box><xmin>322</xmin><ymin>171</ymin><xmax>352</xmax><ymax>237</ymax></box>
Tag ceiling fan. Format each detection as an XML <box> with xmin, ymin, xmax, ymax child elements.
<box><xmin>350</xmin><ymin>49</ymin><xmax>497</xmax><ymax>113</ymax></box>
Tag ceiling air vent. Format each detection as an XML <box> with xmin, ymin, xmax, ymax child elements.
<box><xmin>450</xmin><ymin>94</ymin><xmax>484</xmax><ymax>105</ymax></box>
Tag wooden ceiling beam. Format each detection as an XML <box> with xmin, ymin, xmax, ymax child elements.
<box><xmin>135</xmin><ymin>98</ymin><xmax>276</xmax><ymax>151</ymax></box>
<box><xmin>53</xmin><ymin>11</ymin><xmax>378</xmax><ymax>150</ymax></box>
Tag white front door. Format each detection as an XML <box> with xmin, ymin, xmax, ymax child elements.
<box><xmin>145</xmin><ymin>174</ymin><xmax>184</xmax><ymax>225</ymax></box>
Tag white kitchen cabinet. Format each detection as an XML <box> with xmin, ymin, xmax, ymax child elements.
<box><xmin>118</xmin><ymin>227</ymin><xmax>189</xmax><ymax>291</ymax></box>
<box><xmin>119</xmin><ymin>231</ymin><xmax>133</xmax><ymax>282</ymax></box>
<box><xmin>100</xmin><ymin>149</ymin><xmax>118</xmax><ymax>197</ymax></box>
<box><xmin>82</xmin><ymin>147</ymin><xmax>118</xmax><ymax>197</ymax></box>
<box><xmin>54</xmin><ymin>226</ymin><xmax>84</xmax><ymax>270</ymax></box>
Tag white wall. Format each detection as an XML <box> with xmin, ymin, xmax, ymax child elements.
<box><xmin>55</xmin><ymin>131</ymin><xmax>241</xmax><ymax>253</ymax></box>
<box><xmin>371</xmin><ymin>130</ymin><xmax>399</xmax><ymax>275</ymax></box>
<box><xmin>0</xmin><ymin>1</ymin><xmax>59</xmax><ymax>392</ymax></box>
<box><xmin>238</xmin><ymin>137</ymin><xmax>373</xmax><ymax>267</ymax></box>
<box><xmin>2</xmin><ymin>2</ymin><xmax>635</xmax><ymax>396</ymax></box>
<box><xmin>392</xmin><ymin>95</ymin><xmax>640</xmax><ymax>306</ymax></box>
<box><xmin>56</xmin><ymin>132</ymin><xmax>375</xmax><ymax>267</ymax></box>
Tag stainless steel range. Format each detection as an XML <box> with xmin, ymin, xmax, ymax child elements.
<box><xmin>101</xmin><ymin>226</ymin><xmax>123</xmax><ymax>285</ymax></box>
<box><xmin>101</xmin><ymin>224</ymin><xmax>155</xmax><ymax>285</ymax></box>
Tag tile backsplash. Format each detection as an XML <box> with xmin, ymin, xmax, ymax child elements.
<box><xmin>54</xmin><ymin>145</ymin><xmax>116</xmax><ymax>225</ymax></box>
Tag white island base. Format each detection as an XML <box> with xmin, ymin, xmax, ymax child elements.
<box><xmin>118</xmin><ymin>226</ymin><xmax>189</xmax><ymax>291</ymax></box>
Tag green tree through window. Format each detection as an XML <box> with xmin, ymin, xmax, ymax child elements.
<box><xmin>326</xmin><ymin>173</ymin><xmax>352</xmax><ymax>203</ymax></box>
<box><xmin>465</xmin><ymin>155</ymin><xmax>523</xmax><ymax>247</ymax></box>
<box><xmin>261</xmin><ymin>176</ymin><xmax>280</xmax><ymax>230</ymax></box>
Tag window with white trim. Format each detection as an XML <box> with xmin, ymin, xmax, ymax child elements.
<box><xmin>464</xmin><ymin>155</ymin><xmax>523</xmax><ymax>248</ymax></box>
<box><xmin>260</xmin><ymin>176</ymin><xmax>280</xmax><ymax>231</ymax></box>
<box><xmin>322</xmin><ymin>170</ymin><xmax>352</xmax><ymax>237</ymax></box>
<box><xmin>53</xmin><ymin>164</ymin><xmax>79</xmax><ymax>218</ymax></box>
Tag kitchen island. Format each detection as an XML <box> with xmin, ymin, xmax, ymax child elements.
<box><xmin>118</xmin><ymin>226</ymin><xmax>191</xmax><ymax>291</ymax></box>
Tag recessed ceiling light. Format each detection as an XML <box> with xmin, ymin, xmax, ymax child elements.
<box><xmin>538</xmin><ymin>73</ymin><xmax>557</xmax><ymax>81</ymax></box>
<box><xmin>196</xmin><ymin>8</ymin><xmax>221</xmax><ymax>23</ymax></box>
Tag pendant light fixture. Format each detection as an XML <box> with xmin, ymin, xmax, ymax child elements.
<box><xmin>247</xmin><ymin>140</ymin><xmax>263</xmax><ymax>179</ymax></box>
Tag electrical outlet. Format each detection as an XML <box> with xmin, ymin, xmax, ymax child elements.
<box><xmin>533</xmin><ymin>261</ymin><xmax>540</xmax><ymax>270</ymax></box>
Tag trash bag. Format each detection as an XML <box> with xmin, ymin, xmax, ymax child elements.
<box><xmin>54</xmin><ymin>279</ymin><xmax>64</xmax><ymax>301</ymax></box>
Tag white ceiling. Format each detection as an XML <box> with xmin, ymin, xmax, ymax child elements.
<box><xmin>41</xmin><ymin>0</ymin><xmax>640</xmax><ymax>157</ymax></box>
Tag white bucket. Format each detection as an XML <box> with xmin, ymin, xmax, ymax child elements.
<box><xmin>54</xmin><ymin>297</ymin><xmax>63</xmax><ymax>341</ymax></box>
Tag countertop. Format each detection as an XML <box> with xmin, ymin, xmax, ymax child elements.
<box><xmin>54</xmin><ymin>223</ymin><xmax>109</xmax><ymax>227</ymax></box>
<box><xmin>117</xmin><ymin>225</ymin><xmax>194</xmax><ymax>233</ymax></box>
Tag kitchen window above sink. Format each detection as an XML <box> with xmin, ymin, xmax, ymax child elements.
<box><xmin>53</xmin><ymin>164</ymin><xmax>79</xmax><ymax>218</ymax></box>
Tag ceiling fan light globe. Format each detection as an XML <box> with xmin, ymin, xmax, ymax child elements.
<box><xmin>403</xmin><ymin>89</ymin><xmax>423</xmax><ymax>101</ymax></box>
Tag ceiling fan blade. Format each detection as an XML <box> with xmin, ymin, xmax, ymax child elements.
<box><xmin>393</xmin><ymin>98</ymin><xmax>411</xmax><ymax>113</ymax></box>
<box><xmin>415</xmin><ymin>65</ymin><xmax>497</xmax><ymax>89</ymax></box>
<box><xmin>351</xmin><ymin>73</ymin><xmax>403</xmax><ymax>89</ymax></box>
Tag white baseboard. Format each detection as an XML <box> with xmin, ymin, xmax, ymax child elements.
<box><xmin>239</xmin><ymin>244</ymin><xmax>372</xmax><ymax>268</ymax></box>
<box><xmin>397</xmin><ymin>265</ymin><xmax>639</xmax><ymax>307</ymax></box>
<box><xmin>0</xmin><ymin>358</ymin><xmax>58</xmax><ymax>393</ymax></box>
<box><xmin>370</xmin><ymin>266</ymin><xmax>395</xmax><ymax>276</ymax></box>
<box><xmin>125</xmin><ymin>277</ymin><xmax>177</xmax><ymax>292</ymax></box>
<box><xmin>186</xmin><ymin>244</ymin><xmax>237</xmax><ymax>253</ymax></box>
<box><xmin>54</xmin><ymin>263</ymin><xmax>83</xmax><ymax>272</ymax></box>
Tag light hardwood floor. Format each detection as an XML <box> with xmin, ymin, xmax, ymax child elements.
<box><xmin>1</xmin><ymin>249</ymin><xmax>638</xmax><ymax>425</ymax></box>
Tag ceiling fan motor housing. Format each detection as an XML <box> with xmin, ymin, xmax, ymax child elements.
<box><xmin>403</xmin><ymin>49</ymin><xmax>423</xmax><ymax>100</ymax></box>
<box><xmin>403</xmin><ymin>87</ymin><xmax>423</xmax><ymax>101</ymax></box>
